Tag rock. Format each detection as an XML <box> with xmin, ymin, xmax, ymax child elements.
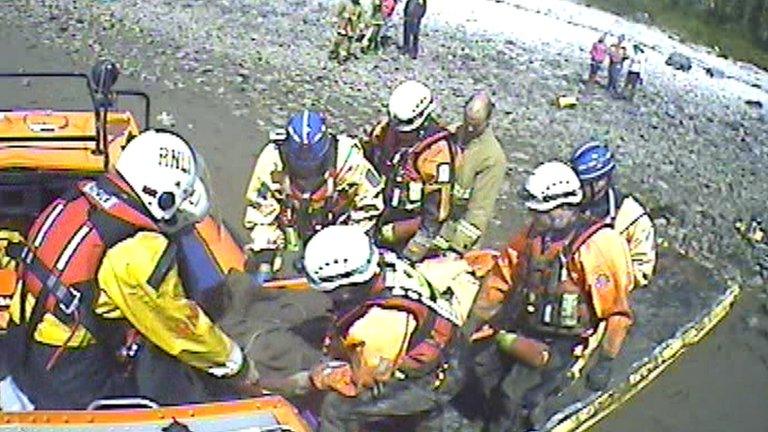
<box><xmin>745</xmin><ymin>315</ymin><xmax>760</xmax><ymax>329</ymax></box>
<box><xmin>665</xmin><ymin>52</ymin><xmax>692</xmax><ymax>72</ymax></box>
<box><xmin>747</xmin><ymin>266</ymin><xmax>766</xmax><ymax>287</ymax></box>
<box><xmin>705</xmin><ymin>67</ymin><xmax>725</xmax><ymax>79</ymax></box>
<box><xmin>745</xmin><ymin>100</ymin><xmax>764</xmax><ymax>110</ymax></box>
<box><xmin>156</xmin><ymin>111</ymin><xmax>176</xmax><ymax>128</ymax></box>
<box><xmin>631</xmin><ymin>11</ymin><xmax>651</xmax><ymax>24</ymax></box>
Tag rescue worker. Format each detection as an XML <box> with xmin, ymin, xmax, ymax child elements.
<box><xmin>367</xmin><ymin>80</ymin><xmax>462</xmax><ymax>263</ymax></box>
<box><xmin>330</xmin><ymin>0</ymin><xmax>364</xmax><ymax>63</ymax></box>
<box><xmin>403</xmin><ymin>0</ymin><xmax>427</xmax><ymax>59</ymax></box>
<box><xmin>477</xmin><ymin>161</ymin><xmax>634</xmax><ymax>431</ymax></box>
<box><xmin>434</xmin><ymin>91</ymin><xmax>507</xmax><ymax>255</ymax></box>
<box><xmin>302</xmin><ymin>225</ymin><xmax>470</xmax><ymax>432</ymax></box>
<box><xmin>243</xmin><ymin>110</ymin><xmax>383</xmax><ymax>280</ymax></box>
<box><xmin>5</xmin><ymin>130</ymin><xmax>260</xmax><ymax>410</ymax></box>
<box><xmin>361</xmin><ymin>0</ymin><xmax>385</xmax><ymax>53</ymax></box>
<box><xmin>571</xmin><ymin>141</ymin><xmax>656</xmax><ymax>288</ymax></box>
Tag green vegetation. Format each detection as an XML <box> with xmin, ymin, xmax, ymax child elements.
<box><xmin>585</xmin><ymin>0</ymin><xmax>768</xmax><ymax>70</ymax></box>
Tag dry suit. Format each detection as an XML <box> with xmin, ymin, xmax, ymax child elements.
<box><xmin>320</xmin><ymin>289</ymin><xmax>466</xmax><ymax>431</ymax></box>
<box><xmin>480</xmin><ymin>219</ymin><xmax>634</xmax><ymax>431</ymax></box>
<box><xmin>368</xmin><ymin>119</ymin><xmax>462</xmax><ymax>262</ymax></box>
<box><xmin>243</xmin><ymin>135</ymin><xmax>384</xmax><ymax>273</ymax></box>
<box><xmin>583</xmin><ymin>187</ymin><xmax>656</xmax><ymax>288</ymax></box>
<box><xmin>6</xmin><ymin>174</ymin><xmax>251</xmax><ymax>409</ymax></box>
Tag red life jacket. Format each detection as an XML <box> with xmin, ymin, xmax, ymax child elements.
<box><xmin>331</xmin><ymin>295</ymin><xmax>455</xmax><ymax>378</ymax></box>
<box><xmin>19</xmin><ymin>173</ymin><xmax>159</xmax><ymax>337</ymax></box>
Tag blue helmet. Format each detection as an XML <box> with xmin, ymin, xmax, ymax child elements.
<box><xmin>571</xmin><ymin>141</ymin><xmax>616</xmax><ymax>181</ymax></box>
<box><xmin>283</xmin><ymin>110</ymin><xmax>332</xmax><ymax>178</ymax></box>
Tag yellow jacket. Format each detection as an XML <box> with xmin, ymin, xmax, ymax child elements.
<box><xmin>613</xmin><ymin>194</ymin><xmax>656</xmax><ymax>288</ymax></box>
<box><xmin>345</xmin><ymin>307</ymin><xmax>416</xmax><ymax>371</ymax></box>
<box><xmin>243</xmin><ymin>135</ymin><xmax>384</xmax><ymax>252</ymax></box>
<box><xmin>11</xmin><ymin>231</ymin><xmax>244</xmax><ymax>377</ymax></box>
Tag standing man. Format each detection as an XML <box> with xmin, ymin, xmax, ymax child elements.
<box><xmin>570</xmin><ymin>141</ymin><xmax>656</xmax><ymax>288</ymax></box>
<box><xmin>623</xmin><ymin>44</ymin><xmax>646</xmax><ymax>101</ymax></box>
<box><xmin>435</xmin><ymin>92</ymin><xmax>507</xmax><ymax>255</ymax></box>
<box><xmin>330</xmin><ymin>0</ymin><xmax>364</xmax><ymax>63</ymax></box>
<box><xmin>606</xmin><ymin>35</ymin><xmax>628</xmax><ymax>97</ymax></box>
<box><xmin>243</xmin><ymin>110</ymin><xmax>383</xmax><ymax>280</ymax></box>
<box><xmin>367</xmin><ymin>80</ymin><xmax>462</xmax><ymax>263</ymax></box>
<box><xmin>403</xmin><ymin>0</ymin><xmax>427</xmax><ymax>59</ymax></box>
<box><xmin>6</xmin><ymin>130</ymin><xmax>261</xmax><ymax>409</ymax></box>
<box><xmin>480</xmin><ymin>161</ymin><xmax>634</xmax><ymax>431</ymax></box>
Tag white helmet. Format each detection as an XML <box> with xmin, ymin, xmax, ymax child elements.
<box><xmin>116</xmin><ymin>130</ymin><xmax>199</xmax><ymax>221</ymax></box>
<box><xmin>172</xmin><ymin>177</ymin><xmax>211</xmax><ymax>228</ymax></box>
<box><xmin>303</xmin><ymin>225</ymin><xmax>380</xmax><ymax>292</ymax></box>
<box><xmin>388</xmin><ymin>80</ymin><xmax>435</xmax><ymax>132</ymax></box>
<box><xmin>524</xmin><ymin>161</ymin><xmax>583</xmax><ymax>212</ymax></box>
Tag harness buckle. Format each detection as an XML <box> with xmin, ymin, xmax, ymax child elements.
<box><xmin>59</xmin><ymin>288</ymin><xmax>81</xmax><ymax>315</ymax></box>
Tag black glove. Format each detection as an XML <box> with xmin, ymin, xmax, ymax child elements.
<box><xmin>586</xmin><ymin>352</ymin><xmax>614</xmax><ymax>391</ymax></box>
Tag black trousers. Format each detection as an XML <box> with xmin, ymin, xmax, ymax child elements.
<box><xmin>11</xmin><ymin>337</ymin><xmax>136</xmax><ymax>410</ymax></box>
<box><xmin>403</xmin><ymin>0</ymin><xmax>426</xmax><ymax>58</ymax></box>
<box><xmin>318</xmin><ymin>356</ymin><xmax>465</xmax><ymax>432</ymax></box>
<box><xmin>486</xmin><ymin>337</ymin><xmax>581</xmax><ymax>432</ymax></box>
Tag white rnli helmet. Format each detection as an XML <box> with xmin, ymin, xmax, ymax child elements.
<box><xmin>116</xmin><ymin>130</ymin><xmax>199</xmax><ymax>221</ymax></box>
<box><xmin>388</xmin><ymin>80</ymin><xmax>435</xmax><ymax>132</ymax></box>
<box><xmin>304</xmin><ymin>225</ymin><xmax>380</xmax><ymax>292</ymax></box>
<box><xmin>523</xmin><ymin>161</ymin><xmax>583</xmax><ymax>212</ymax></box>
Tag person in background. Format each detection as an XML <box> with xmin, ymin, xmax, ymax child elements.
<box><xmin>623</xmin><ymin>44</ymin><xmax>646</xmax><ymax>101</ymax></box>
<box><xmin>330</xmin><ymin>0</ymin><xmax>364</xmax><ymax>63</ymax></box>
<box><xmin>606</xmin><ymin>35</ymin><xmax>629</xmax><ymax>97</ymax></box>
<box><xmin>378</xmin><ymin>0</ymin><xmax>399</xmax><ymax>49</ymax></box>
<box><xmin>588</xmin><ymin>34</ymin><xmax>608</xmax><ymax>86</ymax></box>
<box><xmin>403</xmin><ymin>0</ymin><xmax>427</xmax><ymax>59</ymax></box>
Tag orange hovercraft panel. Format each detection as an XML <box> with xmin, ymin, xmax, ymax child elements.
<box><xmin>0</xmin><ymin>396</ymin><xmax>312</xmax><ymax>431</ymax></box>
<box><xmin>0</xmin><ymin>111</ymin><xmax>139</xmax><ymax>171</ymax></box>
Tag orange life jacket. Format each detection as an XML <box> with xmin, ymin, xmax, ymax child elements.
<box><xmin>330</xmin><ymin>295</ymin><xmax>455</xmax><ymax>378</ymax></box>
<box><xmin>380</xmin><ymin>126</ymin><xmax>458</xmax><ymax>233</ymax></box>
<box><xmin>518</xmin><ymin>219</ymin><xmax>610</xmax><ymax>337</ymax></box>
<box><xmin>19</xmin><ymin>174</ymin><xmax>159</xmax><ymax>331</ymax></box>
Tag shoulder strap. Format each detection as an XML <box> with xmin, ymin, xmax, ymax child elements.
<box><xmin>147</xmin><ymin>241</ymin><xmax>179</xmax><ymax>291</ymax></box>
<box><xmin>567</xmin><ymin>218</ymin><xmax>612</xmax><ymax>261</ymax></box>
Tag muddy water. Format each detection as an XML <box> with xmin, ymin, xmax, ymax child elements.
<box><xmin>2</xmin><ymin>23</ymin><xmax>767</xmax><ymax>432</ymax></box>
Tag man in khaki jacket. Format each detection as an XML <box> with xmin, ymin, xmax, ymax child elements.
<box><xmin>435</xmin><ymin>92</ymin><xmax>507</xmax><ymax>254</ymax></box>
